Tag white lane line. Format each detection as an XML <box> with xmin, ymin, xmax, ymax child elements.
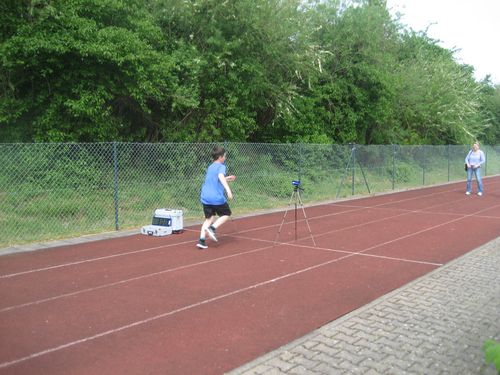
<box><xmin>287</xmin><ymin>243</ymin><xmax>443</xmax><ymax>266</ymax></box>
<box><xmin>0</xmin><ymin>201</ymin><xmax>451</xmax><ymax>311</ymax></box>
<box><xmin>0</xmin><ymin>241</ymin><xmax>195</xmax><ymax>279</ymax></box>
<box><xmin>0</xmin><ymin>183</ymin><xmax>475</xmax><ymax>279</ymax></box>
<box><xmin>2</xmin><ymin>189</ymin><xmax>499</xmax><ymax>368</ymax></box>
<box><xmin>0</xmin><ymin>243</ymin><xmax>278</xmax><ymax>313</ymax></box>
<box><xmin>2</xmin><ymin>186</ymin><xmax>496</xmax><ymax>311</ymax></box>
<box><xmin>287</xmin><ymin>201</ymin><xmax>500</xmax><ymax>261</ymax></box>
<box><xmin>0</xmin><ymin>251</ymin><xmax>359</xmax><ymax>370</ymax></box>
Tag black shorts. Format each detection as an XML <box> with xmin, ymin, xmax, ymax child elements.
<box><xmin>202</xmin><ymin>202</ymin><xmax>232</xmax><ymax>218</ymax></box>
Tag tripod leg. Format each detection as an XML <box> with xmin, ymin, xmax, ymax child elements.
<box><xmin>297</xmin><ymin>190</ymin><xmax>317</xmax><ymax>247</ymax></box>
<box><xmin>273</xmin><ymin>190</ymin><xmax>296</xmax><ymax>244</ymax></box>
<box><xmin>294</xmin><ymin>200</ymin><xmax>297</xmax><ymax>241</ymax></box>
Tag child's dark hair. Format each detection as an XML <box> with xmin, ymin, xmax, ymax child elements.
<box><xmin>211</xmin><ymin>146</ymin><xmax>226</xmax><ymax>160</ymax></box>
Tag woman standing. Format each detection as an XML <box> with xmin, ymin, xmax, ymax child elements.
<box><xmin>465</xmin><ymin>142</ymin><xmax>486</xmax><ymax>196</ymax></box>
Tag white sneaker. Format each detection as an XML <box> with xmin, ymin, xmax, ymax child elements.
<box><xmin>206</xmin><ymin>226</ymin><xmax>218</xmax><ymax>242</ymax></box>
<box><xmin>465</xmin><ymin>191</ymin><xmax>471</xmax><ymax>195</ymax></box>
<box><xmin>478</xmin><ymin>192</ymin><xmax>482</xmax><ymax>196</ymax></box>
<box><xmin>196</xmin><ymin>239</ymin><xmax>208</xmax><ymax>249</ymax></box>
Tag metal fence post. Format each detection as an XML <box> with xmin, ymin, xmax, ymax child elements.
<box><xmin>392</xmin><ymin>144</ymin><xmax>396</xmax><ymax>190</ymax></box>
<box><xmin>113</xmin><ymin>141</ymin><xmax>119</xmax><ymax>231</ymax></box>
<box><xmin>422</xmin><ymin>145</ymin><xmax>426</xmax><ymax>185</ymax></box>
<box><xmin>223</xmin><ymin>140</ymin><xmax>229</xmax><ymax>173</ymax></box>
<box><xmin>352</xmin><ymin>144</ymin><xmax>355</xmax><ymax>195</ymax></box>
<box><xmin>447</xmin><ymin>144</ymin><xmax>450</xmax><ymax>181</ymax></box>
<box><xmin>298</xmin><ymin>142</ymin><xmax>303</xmax><ymax>182</ymax></box>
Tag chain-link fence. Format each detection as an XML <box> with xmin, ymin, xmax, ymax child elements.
<box><xmin>1</xmin><ymin>142</ymin><xmax>499</xmax><ymax>248</ymax></box>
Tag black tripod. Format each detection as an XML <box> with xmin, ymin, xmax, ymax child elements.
<box><xmin>274</xmin><ymin>181</ymin><xmax>317</xmax><ymax>247</ymax></box>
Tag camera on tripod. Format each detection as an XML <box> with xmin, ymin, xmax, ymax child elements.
<box><xmin>273</xmin><ymin>178</ymin><xmax>316</xmax><ymax>246</ymax></box>
<box><xmin>292</xmin><ymin>180</ymin><xmax>303</xmax><ymax>191</ymax></box>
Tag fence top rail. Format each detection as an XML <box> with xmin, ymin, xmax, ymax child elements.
<box><xmin>0</xmin><ymin>142</ymin><xmax>496</xmax><ymax>147</ymax></box>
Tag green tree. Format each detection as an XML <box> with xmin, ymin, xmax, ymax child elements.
<box><xmin>151</xmin><ymin>0</ymin><xmax>317</xmax><ymax>142</ymax></box>
<box><xmin>0</xmin><ymin>0</ymin><xmax>184</xmax><ymax>141</ymax></box>
<box><xmin>478</xmin><ymin>80</ymin><xmax>500</xmax><ymax>144</ymax></box>
<box><xmin>279</xmin><ymin>0</ymin><xmax>400</xmax><ymax>144</ymax></box>
<box><xmin>392</xmin><ymin>31</ymin><xmax>484</xmax><ymax>144</ymax></box>
<box><xmin>1</xmin><ymin>0</ymin><xmax>497</xmax><ymax>144</ymax></box>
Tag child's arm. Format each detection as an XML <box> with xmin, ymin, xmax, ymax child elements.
<box><xmin>218</xmin><ymin>173</ymin><xmax>233</xmax><ymax>199</ymax></box>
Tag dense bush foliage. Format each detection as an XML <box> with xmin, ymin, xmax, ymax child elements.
<box><xmin>1</xmin><ymin>0</ymin><xmax>499</xmax><ymax>144</ymax></box>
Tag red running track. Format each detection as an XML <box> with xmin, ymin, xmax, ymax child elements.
<box><xmin>1</xmin><ymin>177</ymin><xmax>500</xmax><ymax>374</ymax></box>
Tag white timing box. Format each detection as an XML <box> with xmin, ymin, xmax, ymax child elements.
<box><xmin>141</xmin><ymin>224</ymin><xmax>172</xmax><ymax>236</ymax></box>
<box><xmin>140</xmin><ymin>208</ymin><xmax>183</xmax><ymax>236</ymax></box>
<box><xmin>154</xmin><ymin>208</ymin><xmax>183</xmax><ymax>233</ymax></box>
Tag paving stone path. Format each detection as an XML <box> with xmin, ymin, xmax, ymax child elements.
<box><xmin>229</xmin><ymin>238</ymin><xmax>500</xmax><ymax>375</ymax></box>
